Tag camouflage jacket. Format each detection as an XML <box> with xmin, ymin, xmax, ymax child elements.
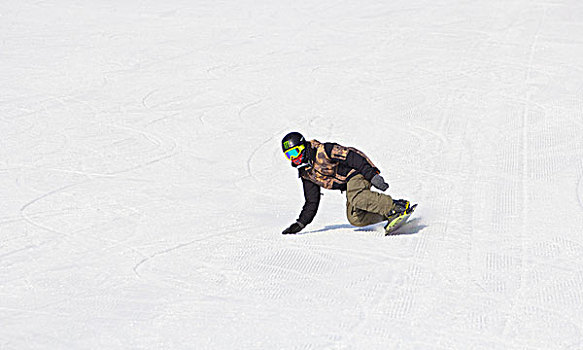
<box><xmin>300</xmin><ymin>140</ymin><xmax>378</xmax><ymax>190</ymax></box>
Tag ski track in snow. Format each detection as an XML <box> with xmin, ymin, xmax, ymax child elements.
<box><xmin>501</xmin><ymin>5</ymin><xmax>547</xmax><ymax>342</ymax></box>
<box><xmin>2</xmin><ymin>0</ymin><xmax>583</xmax><ymax>349</ymax></box>
<box><xmin>579</xmin><ymin>174</ymin><xmax>583</xmax><ymax>212</ymax></box>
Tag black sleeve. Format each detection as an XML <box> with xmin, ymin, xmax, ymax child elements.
<box><xmin>297</xmin><ymin>178</ymin><xmax>321</xmax><ymax>226</ymax></box>
<box><xmin>344</xmin><ymin>150</ymin><xmax>380</xmax><ymax>181</ymax></box>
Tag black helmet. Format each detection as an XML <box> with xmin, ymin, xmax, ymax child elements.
<box><xmin>282</xmin><ymin>132</ymin><xmax>308</xmax><ymax>166</ymax></box>
<box><xmin>281</xmin><ymin>132</ymin><xmax>306</xmax><ymax>152</ymax></box>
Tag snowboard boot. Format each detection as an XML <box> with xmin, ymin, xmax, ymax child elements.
<box><xmin>385</xmin><ymin>199</ymin><xmax>410</xmax><ymax>221</ymax></box>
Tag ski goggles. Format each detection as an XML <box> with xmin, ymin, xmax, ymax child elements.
<box><xmin>284</xmin><ymin>144</ymin><xmax>305</xmax><ymax>160</ymax></box>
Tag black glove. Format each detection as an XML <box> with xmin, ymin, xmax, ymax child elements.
<box><xmin>282</xmin><ymin>221</ymin><xmax>305</xmax><ymax>234</ymax></box>
<box><xmin>371</xmin><ymin>174</ymin><xmax>389</xmax><ymax>191</ymax></box>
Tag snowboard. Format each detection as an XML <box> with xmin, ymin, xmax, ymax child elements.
<box><xmin>384</xmin><ymin>204</ymin><xmax>417</xmax><ymax>235</ymax></box>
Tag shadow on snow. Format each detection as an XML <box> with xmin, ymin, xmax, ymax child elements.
<box><xmin>302</xmin><ymin>218</ymin><xmax>426</xmax><ymax>236</ymax></box>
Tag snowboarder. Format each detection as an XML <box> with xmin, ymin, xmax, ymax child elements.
<box><xmin>281</xmin><ymin>131</ymin><xmax>414</xmax><ymax>235</ymax></box>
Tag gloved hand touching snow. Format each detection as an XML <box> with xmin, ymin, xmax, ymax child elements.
<box><xmin>371</xmin><ymin>174</ymin><xmax>389</xmax><ymax>191</ymax></box>
<box><xmin>282</xmin><ymin>221</ymin><xmax>305</xmax><ymax>234</ymax></box>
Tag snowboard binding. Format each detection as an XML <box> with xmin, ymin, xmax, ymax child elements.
<box><xmin>384</xmin><ymin>202</ymin><xmax>417</xmax><ymax>235</ymax></box>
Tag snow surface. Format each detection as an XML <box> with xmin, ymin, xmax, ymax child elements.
<box><xmin>2</xmin><ymin>0</ymin><xmax>583</xmax><ymax>349</ymax></box>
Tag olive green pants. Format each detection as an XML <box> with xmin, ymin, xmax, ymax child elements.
<box><xmin>345</xmin><ymin>174</ymin><xmax>394</xmax><ymax>227</ymax></box>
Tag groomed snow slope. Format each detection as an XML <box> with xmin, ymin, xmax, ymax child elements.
<box><xmin>2</xmin><ymin>0</ymin><xmax>583</xmax><ymax>349</ymax></box>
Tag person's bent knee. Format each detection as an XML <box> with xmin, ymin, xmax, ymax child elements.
<box><xmin>347</xmin><ymin>214</ymin><xmax>368</xmax><ymax>227</ymax></box>
<box><xmin>346</xmin><ymin>206</ymin><xmax>366</xmax><ymax>227</ymax></box>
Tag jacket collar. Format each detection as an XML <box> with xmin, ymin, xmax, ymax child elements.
<box><xmin>296</xmin><ymin>143</ymin><xmax>314</xmax><ymax>175</ymax></box>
